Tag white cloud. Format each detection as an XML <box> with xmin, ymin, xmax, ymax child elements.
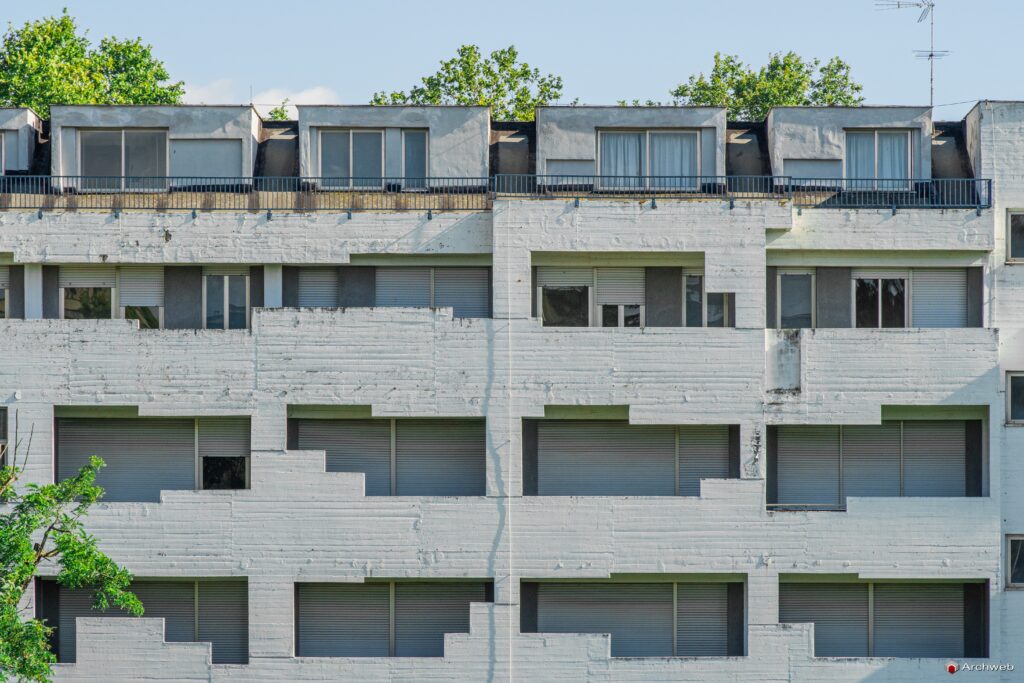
<box><xmin>182</xmin><ymin>79</ymin><xmax>241</xmax><ymax>105</ymax></box>
<box><xmin>251</xmin><ymin>86</ymin><xmax>341</xmax><ymax>118</ymax></box>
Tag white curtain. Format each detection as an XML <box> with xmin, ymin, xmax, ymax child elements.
<box><xmin>650</xmin><ymin>132</ymin><xmax>698</xmax><ymax>189</ymax></box>
<box><xmin>600</xmin><ymin>132</ymin><xmax>643</xmax><ymax>188</ymax></box>
<box><xmin>877</xmin><ymin>131</ymin><xmax>910</xmax><ymax>189</ymax></box>
<box><xmin>845</xmin><ymin>132</ymin><xmax>875</xmax><ymax>189</ymax></box>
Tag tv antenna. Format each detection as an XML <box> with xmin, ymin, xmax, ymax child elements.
<box><xmin>876</xmin><ymin>0</ymin><xmax>950</xmax><ymax>107</ymax></box>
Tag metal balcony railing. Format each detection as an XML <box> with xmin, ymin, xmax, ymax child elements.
<box><xmin>0</xmin><ymin>176</ymin><xmax>492</xmax><ymax>213</ymax></box>
<box><xmin>492</xmin><ymin>174</ymin><xmax>785</xmax><ymax>201</ymax></box>
<box><xmin>790</xmin><ymin>177</ymin><xmax>992</xmax><ymax>210</ymax></box>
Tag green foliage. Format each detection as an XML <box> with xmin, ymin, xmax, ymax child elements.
<box><xmin>371</xmin><ymin>45</ymin><xmax>564</xmax><ymax>121</ymax></box>
<box><xmin>1</xmin><ymin>435</ymin><xmax>141</xmax><ymax>682</ymax></box>
<box><xmin>266</xmin><ymin>98</ymin><xmax>290</xmax><ymax>121</ymax></box>
<box><xmin>670</xmin><ymin>52</ymin><xmax>864</xmax><ymax>120</ymax></box>
<box><xmin>0</xmin><ymin>10</ymin><xmax>183</xmax><ymax>118</ymax></box>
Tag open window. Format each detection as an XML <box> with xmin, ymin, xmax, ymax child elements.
<box><xmin>59</xmin><ymin>267</ymin><xmax>116</xmax><ymax>320</ymax></box>
<box><xmin>118</xmin><ymin>266</ymin><xmax>164</xmax><ymax>329</ymax></box>
<box><xmin>78</xmin><ymin>129</ymin><xmax>168</xmax><ymax>190</ymax></box>
<box><xmin>845</xmin><ymin>129</ymin><xmax>912</xmax><ymax>189</ymax></box>
<box><xmin>203</xmin><ymin>269</ymin><xmax>249</xmax><ymax>330</ymax></box>
<box><xmin>319</xmin><ymin>129</ymin><xmax>384</xmax><ymax>189</ymax></box>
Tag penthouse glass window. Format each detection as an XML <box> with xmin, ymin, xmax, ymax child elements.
<box><xmin>779</xmin><ymin>581</ymin><xmax>988</xmax><ymax>658</ymax></box>
<box><xmin>402</xmin><ymin>130</ymin><xmax>428</xmax><ymax>188</ymax></box>
<box><xmin>79</xmin><ymin>129</ymin><xmax>167</xmax><ymax>190</ymax></box>
<box><xmin>845</xmin><ymin>129</ymin><xmax>911</xmax><ymax>187</ymax></box>
<box><xmin>320</xmin><ymin>129</ymin><xmax>384</xmax><ymax>188</ymax></box>
<box><xmin>599</xmin><ymin>130</ymin><xmax>699</xmax><ymax>189</ymax></box>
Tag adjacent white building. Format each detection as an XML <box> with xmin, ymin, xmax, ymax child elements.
<box><xmin>0</xmin><ymin>99</ymin><xmax>1021</xmax><ymax>681</ymax></box>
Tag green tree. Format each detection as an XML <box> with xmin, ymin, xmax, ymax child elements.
<box><xmin>670</xmin><ymin>52</ymin><xmax>864</xmax><ymax>120</ymax></box>
<box><xmin>0</xmin><ymin>11</ymin><xmax>183</xmax><ymax>118</ymax></box>
<box><xmin>266</xmin><ymin>98</ymin><xmax>290</xmax><ymax>121</ymax></box>
<box><xmin>371</xmin><ymin>45</ymin><xmax>564</xmax><ymax>121</ymax></box>
<box><xmin>1</xmin><ymin>424</ymin><xmax>141</xmax><ymax>682</ymax></box>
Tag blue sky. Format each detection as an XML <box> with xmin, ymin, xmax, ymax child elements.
<box><xmin>6</xmin><ymin>0</ymin><xmax>1021</xmax><ymax>119</ymax></box>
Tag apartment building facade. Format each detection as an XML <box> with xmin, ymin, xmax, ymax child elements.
<box><xmin>0</xmin><ymin>98</ymin><xmax>1020</xmax><ymax>681</ymax></box>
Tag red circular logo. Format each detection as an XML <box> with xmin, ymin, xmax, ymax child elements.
<box><xmin>947</xmin><ymin>661</ymin><xmax>958</xmax><ymax>674</ymax></box>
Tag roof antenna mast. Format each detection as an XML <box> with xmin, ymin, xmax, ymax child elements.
<box><xmin>876</xmin><ymin>0</ymin><xmax>950</xmax><ymax>107</ymax></box>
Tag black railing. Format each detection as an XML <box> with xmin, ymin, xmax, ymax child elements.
<box><xmin>0</xmin><ymin>174</ymin><xmax>993</xmax><ymax>212</ymax></box>
<box><xmin>790</xmin><ymin>177</ymin><xmax>992</xmax><ymax>210</ymax></box>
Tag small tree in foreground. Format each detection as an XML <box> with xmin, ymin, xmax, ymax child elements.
<box><xmin>0</xmin><ymin>423</ymin><xmax>141</xmax><ymax>682</ymax></box>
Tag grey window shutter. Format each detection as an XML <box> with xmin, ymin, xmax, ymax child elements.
<box><xmin>595</xmin><ymin>268</ymin><xmax>645</xmax><ymax>305</ymax></box>
<box><xmin>645</xmin><ymin>267</ymin><xmax>682</xmax><ymax>327</ymax></box>
<box><xmin>197</xmin><ymin>417</ymin><xmax>251</xmax><ymax>459</ymax></box>
<box><xmin>536</xmin><ymin>583</ymin><xmax>674</xmax><ymax>657</ymax></box>
<box><xmin>164</xmin><ymin>267</ymin><xmax>203</xmax><ymax>329</ymax></box>
<box><xmin>814</xmin><ymin>267</ymin><xmax>852</xmax><ymax>328</ymax></box>
<box><xmin>873</xmin><ymin>584</ymin><xmax>964</xmax><ymax>658</ymax></box>
<box><xmin>775</xmin><ymin>426</ymin><xmax>840</xmax><ymax>507</ymax></box>
<box><xmin>535</xmin><ymin>267</ymin><xmax>593</xmax><ymax>288</ymax></box>
<box><xmin>395</xmin><ymin>419</ymin><xmax>486</xmax><ymax>496</ymax></box>
<box><xmin>375</xmin><ymin>267</ymin><xmax>431</xmax><ymax>307</ymax></box>
<box><xmin>536</xmin><ymin>421</ymin><xmax>675</xmax><ymax>496</ymax></box>
<box><xmin>678</xmin><ymin>426</ymin><xmax>730</xmax><ymax>496</ymax></box>
<box><xmin>842</xmin><ymin>424</ymin><xmax>901</xmax><ymax>499</ymax></box>
<box><xmin>778</xmin><ymin>583</ymin><xmax>869</xmax><ymax>657</ymax></box>
<box><xmin>57</xmin><ymin>418</ymin><xmax>195</xmax><ymax>502</ymax></box>
<box><xmin>0</xmin><ymin>266</ymin><xmax>8</xmax><ymax>289</ymax></box>
<box><xmin>296</xmin><ymin>419</ymin><xmax>392</xmax><ymax>496</ymax></box>
<box><xmin>394</xmin><ymin>582</ymin><xmax>483</xmax><ymax>657</ymax></box>
<box><xmin>297</xmin><ymin>267</ymin><xmax>339</xmax><ymax>307</ymax></box>
<box><xmin>433</xmin><ymin>267</ymin><xmax>491</xmax><ymax>318</ymax></box>
<box><xmin>912</xmin><ymin>269</ymin><xmax>967</xmax><ymax>328</ymax></box>
<box><xmin>198</xmin><ymin>580</ymin><xmax>249</xmax><ymax>664</ymax></box>
<box><xmin>676</xmin><ymin>583</ymin><xmax>729</xmax><ymax>656</ymax></box>
<box><xmin>118</xmin><ymin>266</ymin><xmax>164</xmax><ymax>307</ymax></box>
<box><xmin>57</xmin><ymin>581</ymin><xmax>195</xmax><ymax>663</ymax></box>
<box><xmin>295</xmin><ymin>583</ymin><xmax>390</xmax><ymax>657</ymax></box>
<box><xmin>902</xmin><ymin>421</ymin><xmax>966</xmax><ymax>496</ymax></box>
<box><xmin>59</xmin><ymin>265</ymin><xmax>117</xmax><ymax>288</ymax></box>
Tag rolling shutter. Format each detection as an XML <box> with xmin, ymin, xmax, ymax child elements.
<box><xmin>197</xmin><ymin>417</ymin><xmax>250</xmax><ymax>459</ymax></box>
<box><xmin>57</xmin><ymin>418</ymin><xmax>195</xmax><ymax>503</ymax></box>
<box><xmin>536</xmin><ymin>583</ymin><xmax>674</xmax><ymax>657</ymax></box>
<box><xmin>775</xmin><ymin>426</ymin><xmax>840</xmax><ymax>507</ymax></box>
<box><xmin>433</xmin><ymin>267</ymin><xmax>490</xmax><ymax>318</ymax></box>
<box><xmin>842</xmin><ymin>424</ymin><xmax>901</xmax><ymax>499</ymax></box>
<box><xmin>375</xmin><ymin>267</ymin><xmax>431</xmax><ymax>307</ymax></box>
<box><xmin>535</xmin><ymin>267</ymin><xmax>594</xmax><ymax>288</ymax></box>
<box><xmin>394</xmin><ymin>583</ymin><xmax>482</xmax><ymax>657</ymax></box>
<box><xmin>873</xmin><ymin>584</ymin><xmax>964</xmax><ymax>658</ymax></box>
<box><xmin>678</xmin><ymin>426</ymin><xmax>730</xmax><ymax>497</ymax></box>
<box><xmin>298</xmin><ymin>267</ymin><xmax>339</xmax><ymax>307</ymax></box>
<box><xmin>595</xmin><ymin>268</ymin><xmax>645</xmax><ymax>305</ymax></box>
<box><xmin>295</xmin><ymin>583</ymin><xmax>390</xmax><ymax>657</ymax></box>
<box><xmin>395</xmin><ymin>419</ymin><xmax>485</xmax><ymax>496</ymax></box>
<box><xmin>198</xmin><ymin>581</ymin><xmax>249</xmax><ymax>664</ymax></box>
<box><xmin>0</xmin><ymin>266</ymin><xmax>8</xmax><ymax>288</ymax></box>
<box><xmin>59</xmin><ymin>265</ymin><xmax>116</xmax><ymax>288</ymax></box>
<box><xmin>778</xmin><ymin>583</ymin><xmax>869</xmax><ymax>657</ymax></box>
<box><xmin>902</xmin><ymin>421</ymin><xmax>966</xmax><ymax>497</ymax></box>
<box><xmin>202</xmin><ymin>266</ymin><xmax>250</xmax><ymax>277</ymax></box>
<box><xmin>118</xmin><ymin>266</ymin><xmax>164</xmax><ymax>307</ymax></box>
<box><xmin>295</xmin><ymin>419</ymin><xmax>392</xmax><ymax>496</ymax></box>
<box><xmin>676</xmin><ymin>583</ymin><xmax>729</xmax><ymax>656</ymax></box>
<box><xmin>57</xmin><ymin>581</ymin><xmax>196</xmax><ymax>663</ymax></box>
<box><xmin>912</xmin><ymin>269</ymin><xmax>967</xmax><ymax>328</ymax></box>
<box><xmin>536</xmin><ymin>421</ymin><xmax>675</xmax><ymax>496</ymax></box>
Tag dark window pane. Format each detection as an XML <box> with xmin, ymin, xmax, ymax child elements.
<box><xmin>881</xmin><ymin>279</ymin><xmax>906</xmax><ymax>328</ymax></box>
<box><xmin>1012</xmin><ymin>539</ymin><xmax>1024</xmax><ymax>585</ymax></box>
<box><xmin>63</xmin><ymin>287</ymin><xmax>112</xmax><ymax>320</ymax></box>
<box><xmin>542</xmin><ymin>287</ymin><xmax>589</xmax><ymax>327</ymax></box>
<box><xmin>206</xmin><ymin>276</ymin><xmax>224</xmax><ymax>329</ymax></box>
<box><xmin>707</xmin><ymin>293</ymin><xmax>725</xmax><ymax>328</ymax></box>
<box><xmin>321</xmin><ymin>131</ymin><xmax>350</xmax><ymax>180</ymax></box>
<box><xmin>855</xmin><ymin>279</ymin><xmax>879</xmax><ymax>328</ymax></box>
<box><xmin>227</xmin><ymin>275</ymin><xmax>247</xmax><ymax>330</ymax></box>
<box><xmin>404</xmin><ymin>130</ymin><xmax>427</xmax><ymax>189</ymax></box>
<box><xmin>623</xmin><ymin>304</ymin><xmax>641</xmax><ymax>327</ymax></box>
<box><xmin>0</xmin><ymin>289</ymin><xmax>5</xmax><ymax>319</ymax></box>
<box><xmin>1011</xmin><ymin>376</ymin><xmax>1024</xmax><ymax>421</ymax></box>
<box><xmin>1012</xmin><ymin>214</ymin><xmax>1024</xmax><ymax>260</ymax></box>
<box><xmin>125</xmin><ymin>305</ymin><xmax>160</xmax><ymax>329</ymax></box>
<box><xmin>124</xmin><ymin>130</ymin><xmax>167</xmax><ymax>189</ymax></box>
<box><xmin>601</xmin><ymin>304</ymin><xmax>619</xmax><ymax>327</ymax></box>
<box><xmin>80</xmin><ymin>130</ymin><xmax>122</xmax><ymax>189</ymax></box>
<box><xmin>685</xmin><ymin>275</ymin><xmax>703</xmax><ymax>327</ymax></box>
<box><xmin>780</xmin><ymin>274</ymin><xmax>813</xmax><ymax>328</ymax></box>
<box><xmin>202</xmin><ymin>456</ymin><xmax>247</xmax><ymax>489</ymax></box>
<box><xmin>352</xmin><ymin>131</ymin><xmax>383</xmax><ymax>186</ymax></box>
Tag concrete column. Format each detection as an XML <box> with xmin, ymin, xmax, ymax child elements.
<box><xmin>247</xmin><ymin>578</ymin><xmax>295</xmax><ymax>658</ymax></box>
<box><xmin>263</xmin><ymin>265</ymin><xmax>283</xmax><ymax>308</ymax></box>
<box><xmin>23</xmin><ymin>264</ymin><xmax>42</xmax><ymax>319</ymax></box>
